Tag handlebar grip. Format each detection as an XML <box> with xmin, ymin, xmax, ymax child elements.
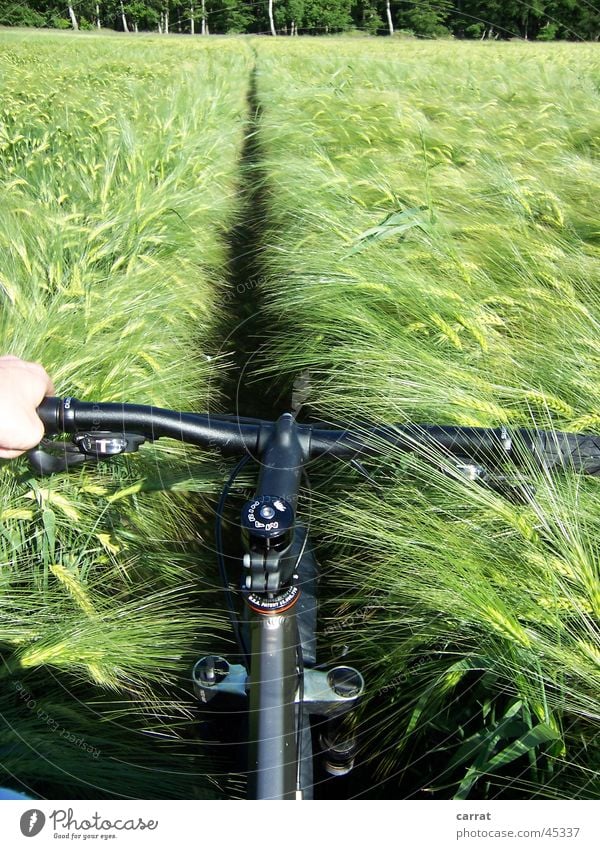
<box><xmin>37</xmin><ymin>396</ymin><xmax>64</xmax><ymax>434</ymax></box>
<box><xmin>524</xmin><ymin>430</ymin><xmax>600</xmax><ymax>475</ymax></box>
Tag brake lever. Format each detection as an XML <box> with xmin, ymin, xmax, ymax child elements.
<box><xmin>349</xmin><ymin>456</ymin><xmax>534</xmax><ymax>503</ymax></box>
<box><xmin>28</xmin><ymin>432</ymin><xmax>146</xmax><ymax>475</ymax></box>
<box><xmin>28</xmin><ymin>440</ymin><xmax>88</xmax><ymax>474</ymax></box>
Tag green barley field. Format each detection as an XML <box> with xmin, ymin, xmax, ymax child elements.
<box><xmin>0</xmin><ymin>29</ymin><xmax>599</xmax><ymax>800</ymax></box>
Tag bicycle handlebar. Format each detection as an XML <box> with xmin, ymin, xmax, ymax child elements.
<box><xmin>32</xmin><ymin>396</ymin><xmax>600</xmax><ymax>803</ymax></box>
<box><xmin>36</xmin><ymin>396</ymin><xmax>600</xmax><ymax>474</ymax></box>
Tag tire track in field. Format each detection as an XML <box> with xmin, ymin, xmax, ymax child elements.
<box><xmin>213</xmin><ymin>60</ymin><xmax>418</xmax><ymax>801</ymax></box>
<box><xmin>211</xmin><ymin>60</ymin><xmax>399</xmax><ymax>801</ymax></box>
<box><xmin>200</xmin><ymin>59</ymin><xmax>284</xmax><ymax>799</ymax></box>
<box><xmin>217</xmin><ymin>61</ymin><xmax>292</xmax><ymax>420</ymax></box>
<box><xmin>212</xmin><ymin>60</ymin><xmax>362</xmax><ymax>800</ymax></box>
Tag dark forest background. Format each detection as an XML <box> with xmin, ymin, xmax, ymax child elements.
<box><xmin>0</xmin><ymin>1</ymin><xmax>598</xmax><ymax>41</ymax></box>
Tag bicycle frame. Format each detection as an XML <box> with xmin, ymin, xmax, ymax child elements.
<box><xmin>194</xmin><ymin>520</ymin><xmax>322</xmax><ymax>800</ymax></box>
<box><xmin>32</xmin><ymin>396</ymin><xmax>600</xmax><ymax>800</ymax></box>
<box><xmin>210</xmin><ymin>414</ymin><xmax>355</xmax><ymax>799</ymax></box>
<box><xmin>248</xmin><ymin>600</ymin><xmax>300</xmax><ymax>799</ymax></box>
<box><xmin>243</xmin><ymin>412</ymin><xmax>308</xmax><ymax>798</ymax></box>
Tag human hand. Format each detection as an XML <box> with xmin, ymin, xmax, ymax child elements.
<box><xmin>0</xmin><ymin>356</ymin><xmax>55</xmax><ymax>459</ymax></box>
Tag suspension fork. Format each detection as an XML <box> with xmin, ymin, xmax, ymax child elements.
<box><xmin>193</xmin><ymin>414</ymin><xmax>363</xmax><ymax>799</ymax></box>
<box><xmin>241</xmin><ymin>414</ymin><xmax>308</xmax><ymax>799</ymax></box>
<box><xmin>244</xmin><ymin>514</ymin><xmax>320</xmax><ymax>800</ymax></box>
<box><xmin>247</xmin><ymin>606</ymin><xmax>299</xmax><ymax>800</ymax></box>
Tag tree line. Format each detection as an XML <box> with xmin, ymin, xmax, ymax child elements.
<box><xmin>0</xmin><ymin>0</ymin><xmax>598</xmax><ymax>40</ymax></box>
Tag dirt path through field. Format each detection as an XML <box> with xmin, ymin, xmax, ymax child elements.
<box><xmin>215</xmin><ymin>60</ymin><xmax>292</xmax><ymax>421</ymax></box>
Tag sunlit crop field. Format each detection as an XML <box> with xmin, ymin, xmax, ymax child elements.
<box><xmin>0</xmin><ymin>30</ymin><xmax>252</xmax><ymax>798</ymax></box>
<box><xmin>0</xmin><ymin>30</ymin><xmax>599</xmax><ymax>800</ymax></box>
<box><xmin>255</xmin><ymin>39</ymin><xmax>600</xmax><ymax>799</ymax></box>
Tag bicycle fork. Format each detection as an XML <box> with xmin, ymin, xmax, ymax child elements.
<box><xmin>193</xmin><ymin>414</ymin><xmax>364</xmax><ymax>799</ymax></box>
<box><xmin>193</xmin><ymin>530</ymin><xmax>364</xmax><ymax>800</ymax></box>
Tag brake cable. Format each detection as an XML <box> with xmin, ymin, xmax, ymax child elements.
<box><xmin>215</xmin><ymin>454</ymin><xmax>313</xmax><ymax>793</ymax></box>
<box><xmin>215</xmin><ymin>454</ymin><xmax>252</xmax><ymax>667</ymax></box>
<box><xmin>294</xmin><ymin>469</ymin><xmax>312</xmax><ymax>795</ymax></box>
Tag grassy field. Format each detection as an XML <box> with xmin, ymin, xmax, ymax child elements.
<box><xmin>0</xmin><ymin>31</ymin><xmax>599</xmax><ymax>800</ymax></box>
<box><xmin>254</xmin><ymin>40</ymin><xmax>600</xmax><ymax>798</ymax></box>
<box><xmin>0</xmin><ymin>31</ymin><xmax>252</xmax><ymax>797</ymax></box>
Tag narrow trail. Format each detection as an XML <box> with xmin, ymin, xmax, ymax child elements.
<box><xmin>216</xmin><ymin>63</ymin><xmax>291</xmax><ymax>420</ymax></box>
<box><xmin>209</xmin><ymin>62</ymin><xmax>401</xmax><ymax>800</ymax></box>
<box><xmin>199</xmin><ymin>61</ymin><xmax>286</xmax><ymax>797</ymax></box>
<box><xmin>211</xmin><ymin>62</ymin><xmax>367</xmax><ymax>800</ymax></box>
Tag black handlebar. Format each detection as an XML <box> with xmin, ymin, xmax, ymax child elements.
<box><xmin>35</xmin><ymin>396</ymin><xmax>600</xmax><ymax>474</ymax></box>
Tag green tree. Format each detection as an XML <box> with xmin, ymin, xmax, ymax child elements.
<box><xmin>302</xmin><ymin>0</ymin><xmax>352</xmax><ymax>32</ymax></box>
<box><xmin>0</xmin><ymin>1</ymin><xmax>46</xmax><ymax>25</ymax></box>
<box><xmin>274</xmin><ymin>0</ymin><xmax>305</xmax><ymax>33</ymax></box>
<box><xmin>397</xmin><ymin>0</ymin><xmax>452</xmax><ymax>37</ymax></box>
<box><xmin>0</xmin><ymin>0</ymin><xmax>596</xmax><ymax>40</ymax></box>
<box><xmin>350</xmin><ymin>0</ymin><xmax>383</xmax><ymax>33</ymax></box>
<box><xmin>546</xmin><ymin>0</ymin><xmax>600</xmax><ymax>40</ymax></box>
<box><xmin>126</xmin><ymin>0</ymin><xmax>160</xmax><ymax>31</ymax></box>
<box><xmin>209</xmin><ymin>0</ymin><xmax>256</xmax><ymax>32</ymax></box>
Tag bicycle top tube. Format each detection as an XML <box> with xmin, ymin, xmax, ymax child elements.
<box><xmin>36</xmin><ymin>395</ymin><xmax>600</xmax><ymax>473</ymax></box>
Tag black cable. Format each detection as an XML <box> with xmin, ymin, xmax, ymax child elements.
<box><xmin>295</xmin><ymin>639</ymin><xmax>305</xmax><ymax>793</ymax></box>
<box><xmin>294</xmin><ymin>470</ymin><xmax>312</xmax><ymax>793</ymax></box>
<box><xmin>215</xmin><ymin>454</ymin><xmax>312</xmax><ymax>791</ymax></box>
<box><xmin>215</xmin><ymin>454</ymin><xmax>252</xmax><ymax>667</ymax></box>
